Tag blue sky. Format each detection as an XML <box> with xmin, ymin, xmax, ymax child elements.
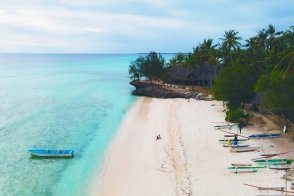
<box><xmin>0</xmin><ymin>0</ymin><xmax>293</xmax><ymax>53</ymax></box>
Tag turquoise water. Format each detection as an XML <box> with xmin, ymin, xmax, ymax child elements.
<box><xmin>0</xmin><ymin>54</ymin><xmax>173</xmax><ymax>195</ymax></box>
<box><xmin>0</xmin><ymin>54</ymin><xmax>142</xmax><ymax>196</ymax></box>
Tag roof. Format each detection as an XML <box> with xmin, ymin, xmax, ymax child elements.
<box><xmin>170</xmin><ymin>62</ymin><xmax>221</xmax><ymax>81</ymax></box>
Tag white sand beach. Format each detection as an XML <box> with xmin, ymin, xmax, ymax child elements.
<box><xmin>96</xmin><ymin>97</ymin><xmax>294</xmax><ymax>196</ymax></box>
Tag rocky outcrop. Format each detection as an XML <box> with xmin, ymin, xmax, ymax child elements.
<box><xmin>130</xmin><ymin>81</ymin><xmax>211</xmax><ymax>100</ymax></box>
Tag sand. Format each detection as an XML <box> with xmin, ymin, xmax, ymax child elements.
<box><xmin>95</xmin><ymin>97</ymin><xmax>294</xmax><ymax>196</ymax></box>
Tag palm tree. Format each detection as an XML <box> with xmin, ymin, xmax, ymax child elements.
<box><xmin>266</xmin><ymin>24</ymin><xmax>283</xmax><ymax>50</ymax></box>
<box><xmin>220</xmin><ymin>30</ymin><xmax>242</xmax><ymax>64</ymax></box>
<box><xmin>275</xmin><ymin>26</ymin><xmax>294</xmax><ymax>79</ymax></box>
<box><xmin>198</xmin><ymin>39</ymin><xmax>218</xmax><ymax>64</ymax></box>
<box><xmin>245</xmin><ymin>29</ymin><xmax>268</xmax><ymax>69</ymax></box>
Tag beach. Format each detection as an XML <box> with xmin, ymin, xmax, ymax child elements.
<box><xmin>96</xmin><ymin>97</ymin><xmax>294</xmax><ymax>196</ymax></box>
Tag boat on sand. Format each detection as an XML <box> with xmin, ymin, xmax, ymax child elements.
<box><xmin>254</xmin><ymin>159</ymin><xmax>293</xmax><ymax>165</ymax></box>
<box><xmin>230</xmin><ymin>147</ymin><xmax>259</xmax><ymax>153</ymax></box>
<box><xmin>248</xmin><ymin>133</ymin><xmax>281</xmax><ymax>139</ymax></box>
<box><xmin>223</xmin><ymin>144</ymin><xmax>249</xmax><ymax>148</ymax></box>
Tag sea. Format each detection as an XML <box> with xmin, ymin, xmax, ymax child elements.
<box><xmin>0</xmin><ymin>54</ymin><xmax>173</xmax><ymax>196</ymax></box>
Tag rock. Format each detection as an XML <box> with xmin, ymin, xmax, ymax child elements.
<box><xmin>130</xmin><ymin>80</ymin><xmax>211</xmax><ymax>99</ymax></box>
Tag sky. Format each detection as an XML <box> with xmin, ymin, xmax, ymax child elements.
<box><xmin>0</xmin><ymin>0</ymin><xmax>293</xmax><ymax>53</ymax></box>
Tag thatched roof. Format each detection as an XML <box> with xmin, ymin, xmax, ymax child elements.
<box><xmin>169</xmin><ymin>64</ymin><xmax>192</xmax><ymax>80</ymax></box>
<box><xmin>170</xmin><ymin>62</ymin><xmax>221</xmax><ymax>81</ymax></box>
<box><xmin>187</xmin><ymin>63</ymin><xmax>221</xmax><ymax>81</ymax></box>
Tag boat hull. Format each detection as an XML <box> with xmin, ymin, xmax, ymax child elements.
<box><xmin>230</xmin><ymin>147</ymin><xmax>259</xmax><ymax>153</ymax></box>
<box><xmin>254</xmin><ymin>159</ymin><xmax>292</xmax><ymax>165</ymax></box>
<box><xmin>223</xmin><ymin>144</ymin><xmax>249</xmax><ymax>148</ymax></box>
<box><xmin>29</xmin><ymin>149</ymin><xmax>74</xmax><ymax>158</ymax></box>
<box><xmin>219</xmin><ymin>139</ymin><xmax>248</xmax><ymax>142</ymax></box>
<box><xmin>249</xmin><ymin>133</ymin><xmax>281</xmax><ymax>139</ymax></box>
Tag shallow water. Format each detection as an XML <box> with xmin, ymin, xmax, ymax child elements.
<box><xmin>0</xmin><ymin>54</ymin><xmax>143</xmax><ymax>195</ymax></box>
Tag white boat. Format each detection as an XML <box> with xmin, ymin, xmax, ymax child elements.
<box><xmin>230</xmin><ymin>147</ymin><xmax>259</xmax><ymax>153</ymax></box>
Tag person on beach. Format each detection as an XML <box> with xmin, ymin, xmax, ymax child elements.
<box><xmin>156</xmin><ymin>134</ymin><xmax>161</xmax><ymax>140</ymax></box>
<box><xmin>227</xmin><ymin>139</ymin><xmax>232</xmax><ymax>146</ymax></box>
<box><xmin>233</xmin><ymin>135</ymin><xmax>238</xmax><ymax>145</ymax></box>
<box><xmin>238</xmin><ymin>121</ymin><xmax>244</xmax><ymax>134</ymax></box>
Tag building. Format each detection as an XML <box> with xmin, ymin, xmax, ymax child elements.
<box><xmin>170</xmin><ymin>62</ymin><xmax>221</xmax><ymax>86</ymax></box>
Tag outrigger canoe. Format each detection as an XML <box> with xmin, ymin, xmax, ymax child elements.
<box><xmin>214</xmin><ymin>124</ymin><xmax>235</xmax><ymax>128</ymax></box>
<box><xmin>219</xmin><ymin>139</ymin><xmax>249</xmax><ymax>142</ymax></box>
<box><xmin>228</xmin><ymin>165</ymin><xmax>266</xmax><ymax>169</ymax></box>
<box><xmin>253</xmin><ymin>159</ymin><xmax>292</xmax><ymax>165</ymax></box>
<box><xmin>29</xmin><ymin>149</ymin><xmax>74</xmax><ymax>158</ymax></box>
<box><xmin>230</xmin><ymin>147</ymin><xmax>259</xmax><ymax>153</ymax></box>
<box><xmin>223</xmin><ymin>144</ymin><xmax>249</xmax><ymax>148</ymax></box>
<box><xmin>228</xmin><ymin>165</ymin><xmax>265</xmax><ymax>173</ymax></box>
<box><xmin>224</xmin><ymin>134</ymin><xmax>235</xmax><ymax>137</ymax></box>
<box><xmin>231</xmin><ymin>164</ymin><xmax>252</xmax><ymax>167</ymax></box>
<box><xmin>248</xmin><ymin>133</ymin><xmax>281</xmax><ymax>139</ymax></box>
<box><xmin>269</xmin><ymin>165</ymin><xmax>292</xmax><ymax>170</ymax></box>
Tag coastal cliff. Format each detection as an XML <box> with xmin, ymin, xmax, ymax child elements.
<box><xmin>130</xmin><ymin>80</ymin><xmax>211</xmax><ymax>100</ymax></box>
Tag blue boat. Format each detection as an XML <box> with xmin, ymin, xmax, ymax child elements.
<box><xmin>248</xmin><ymin>133</ymin><xmax>281</xmax><ymax>139</ymax></box>
<box><xmin>29</xmin><ymin>149</ymin><xmax>74</xmax><ymax>158</ymax></box>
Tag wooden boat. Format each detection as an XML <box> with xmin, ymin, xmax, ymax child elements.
<box><xmin>219</xmin><ymin>138</ymin><xmax>248</xmax><ymax>142</ymax></box>
<box><xmin>248</xmin><ymin>133</ymin><xmax>281</xmax><ymax>139</ymax></box>
<box><xmin>218</xmin><ymin>129</ymin><xmax>249</xmax><ymax>139</ymax></box>
<box><xmin>29</xmin><ymin>149</ymin><xmax>74</xmax><ymax>158</ymax></box>
<box><xmin>231</xmin><ymin>164</ymin><xmax>252</xmax><ymax>167</ymax></box>
<box><xmin>254</xmin><ymin>159</ymin><xmax>293</xmax><ymax>165</ymax></box>
<box><xmin>224</xmin><ymin>134</ymin><xmax>235</xmax><ymax>137</ymax></box>
<box><xmin>230</xmin><ymin>147</ymin><xmax>259</xmax><ymax>153</ymax></box>
<box><xmin>229</xmin><ymin>168</ymin><xmax>258</xmax><ymax>173</ymax></box>
<box><xmin>269</xmin><ymin>165</ymin><xmax>292</xmax><ymax>170</ymax></box>
<box><xmin>260</xmin><ymin>153</ymin><xmax>279</xmax><ymax>157</ymax></box>
<box><xmin>244</xmin><ymin>183</ymin><xmax>294</xmax><ymax>194</ymax></box>
<box><xmin>228</xmin><ymin>165</ymin><xmax>266</xmax><ymax>169</ymax></box>
<box><xmin>223</xmin><ymin>144</ymin><xmax>249</xmax><ymax>148</ymax></box>
<box><xmin>214</xmin><ymin>124</ymin><xmax>234</xmax><ymax>128</ymax></box>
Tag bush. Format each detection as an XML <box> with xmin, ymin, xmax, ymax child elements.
<box><xmin>225</xmin><ymin>107</ymin><xmax>249</xmax><ymax>123</ymax></box>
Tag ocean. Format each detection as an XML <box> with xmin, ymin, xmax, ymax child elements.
<box><xmin>0</xmin><ymin>54</ymin><xmax>173</xmax><ymax>196</ymax></box>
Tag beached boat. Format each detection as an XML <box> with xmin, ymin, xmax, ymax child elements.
<box><xmin>248</xmin><ymin>133</ymin><xmax>281</xmax><ymax>139</ymax></box>
<box><xmin>269</xmin><ymin>165</ymin><xmax>292</xmax><ymax>170</ymax></box>
<box><xmin>219</xmin><ymin>138</ymin><xmax>248</xmax><ymax>142</ymax></box>
<box><xmin>223</xmin><ymin>144</ymin><xmax>249</xmax><ymax>148</ymax></box>
<box><xmin>230</xmin><ymin>147</ymin><xmax>259</xmax><ymax>153</ymax></box>
<box><xmin>243</xmin><ymin>183</ymin><xmax>294</xmax><ymax>194</ymax></box>
<box><xmin>224</xmin><ymin>134</ymin><xmax>235</xmax><ymax>137</ymax></box>
<box><xmin>29</xmin><ymin>149</ymin><xmax>74</xmax><ymax>158</ymax></box>
<box><xmin>254</xmin><ymin>159</ymin><xmax>293</xmax><ymax>165</ymax></box>
<box><xmin>231</xmin><ymin>164</ymin><xmax>252</xmax><ymax>167</ymax></box>
<box><xmin>229</xmin><ymin>168</ymin><xmax>258</xmax><ymax>173</ymax></box>
<box><xmin>214</xmin><ymin>124</ymin><xmax>234</xmax><ymax>128</ymax></box>
<box><xmin>228</xmin><ymin>165</ymin><xmax>266</xmax><ymax>169</ymax></box>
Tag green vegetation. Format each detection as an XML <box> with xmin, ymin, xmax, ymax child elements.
<box><xmin>129</xmin><ymin>52</ymin><xmax>166</xmax><ymax>83</ymax></box>
<box><xmin>129</xmin><ymin>25</ymin><xmax>294</xmax><ymax>121</ymax></box>
<box><xmin>225</xmin><ymin>106</ymin><xmax>249</xmax><ymax>123</ymax></box>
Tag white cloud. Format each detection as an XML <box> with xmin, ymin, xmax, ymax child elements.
<box><xmin>0</xmin><ymin>0</ymin><xmax>292</xmax><ymax>53</ymax></box>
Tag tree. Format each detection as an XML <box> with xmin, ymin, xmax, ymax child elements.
<box><xmin>275</xmin><ymin>26</ymin><xmax>294</xmax><ymax>79</ymax></box>
<box><xmin>213</xmin><ymin>63</ymin><xmax>259</xmax><ymax>106</ymax></box>
<box><xmin>220</xmin><ymin>30</ymin><xmax>242</xmax><ymax>64</ymax></box>
<box><xmin>266</xmin><ymin>24</ymin><xmax>283</xmax><ymax>50</ymax></box>
<box><xmin>198</xmin><ymin>38</ymin><xmax>218</xmax><ymax>65</ymax></box>
<box><xmin>143</xmin><ymin>52</ymin><xmax>165</xmax><ymax>83</ymax></box>
<box><xmin>258</xmin><ymin>71</ymin><xmax>294</xmax><ymax>120</ymax></box>
<box><xmin>128</xmin><ymin>52</ymin><xmax>165</xmax><ymax>83</ymax></box>
<box><xmin>129</xmin><ymin>56</ymin><xmax>145</xmax><ymax>81</ymax></box>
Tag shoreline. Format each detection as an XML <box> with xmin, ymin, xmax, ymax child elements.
<box><xmin>94</xmin><ymin>97</ymin><xmax>294</xmax><ymax>195</ymax></box>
